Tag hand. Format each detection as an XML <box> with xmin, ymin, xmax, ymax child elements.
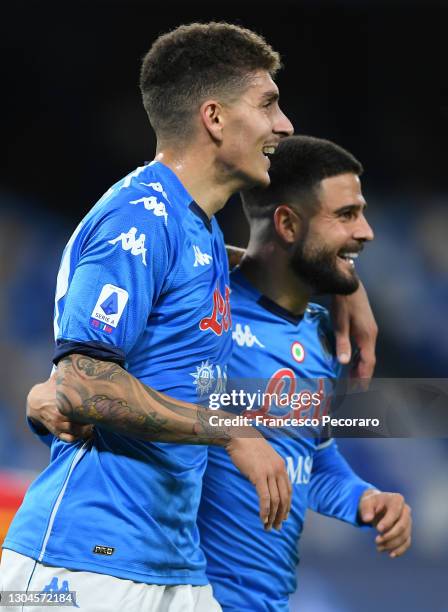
<box><xmin>27</xmin><ymin>374</ymin><xmax>93</xmax><ymax>443</ymax></box>
<box><xmin>359</xmin><ymin>489</ymin><xmax>412</xmax><ymax>558</ymax></box>
<box><xmin>225</xmin><ymin>244</ymin><xmax>245</xmax><ymax>270</ymax></box>
<box><xmin>331</xmin><ymin>281</ymin><xmax>378</xmax><ymax>385</ymax></box>
<box><xmin>225</xmin><ymin>435</ymin><xmax>292</xmax><ymax>531</ymax></box>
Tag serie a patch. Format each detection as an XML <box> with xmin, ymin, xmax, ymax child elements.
<box><xmin>89</xmin><ymin>284</ymin><xmax>129</xmax><ymax>334</ymax></box>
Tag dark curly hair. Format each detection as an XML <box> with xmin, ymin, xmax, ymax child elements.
<box><xmin>140</xmin><ymin>22</ymin><xmax>281</xmax><ymax>141</ymax></box>
<box><xmin>242</xmin><ymin>135</ymin><xmax>364</xmax><ymax>220</ymax></box>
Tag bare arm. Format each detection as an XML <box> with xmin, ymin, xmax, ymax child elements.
<box><xmin>54</xmin><ymin>354</ymin><xmax>237</xmax><ymax>445</ymax></box>
<box><xmin>28</xmin><ymin>354</ymin><xmax>292</xmax><ymax>530</ymax></box>
<box><xmin>225</xmin><ymin>244</ymin><xmax>245</xmax><ymax>270</ymax></box>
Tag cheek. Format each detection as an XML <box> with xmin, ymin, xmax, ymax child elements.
<box><xmin>227</xmin><ymin>125</ymin><xmax>253</xmax><ymax>158</ymax></box>
<box><xmin>314</xmin><ymin>224</ymin><xmax>348</xmax><ymax>250</ymax></box>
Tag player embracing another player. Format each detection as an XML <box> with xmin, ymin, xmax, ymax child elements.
<box><xmin>1</xmin><ymin>23</ymin><xmax>380</xmax><ymax>612</ymax></box>
<box><xmin>198</xmin><ymin>135</ymin><xmax>412</xmax><ymax>611</ymax></box>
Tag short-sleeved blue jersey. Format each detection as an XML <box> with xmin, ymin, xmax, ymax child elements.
<box><xmin>198</xmin><ymin>269</ymin><xmax>372</xmax><ymax>610</ymax></box>
<box><xmin>4</xmin><ymin>161</ymin><xmax>232</xmax><ymax>585</ymax></box>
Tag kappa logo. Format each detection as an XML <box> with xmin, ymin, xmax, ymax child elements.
<box><xmin>130</xmin><ymin>195</ymin><xmax>168</xmax><ymax>225</ymax></box>
<box><xmin>42</xmin><ymin>577</ymin><xmax>71</xmax><ymax>594</ymax></box>
<box><xmin>40</xmin><ymin>577</ymin><xmax>79</xmax><ymax>607</ymax></box>
<box><xmin>232</xmin><ymin>323</ymin><xmax>265</xmax><ymax>348</ymax></box>
<box><xmin>108</xmin><ymin>227</ymin><xmax>147</xmax><ymax>266</ymax></box>
<box><xmin>122</xmin><ymin>165</ymin><xmax>147</xmax><ymax>188</ymax></box>
<box><xmin>193</xmin><ymin>245</ymin><xmax>213</xmax><ymax>267</ymax></box>
<box><xmin>139</xmin><ymin>181</ymin><xmax>170</xmax><ymax>201</ymax></box>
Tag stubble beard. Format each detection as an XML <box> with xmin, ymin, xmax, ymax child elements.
<box><xmin>291</xmin><ymin>238</ymin><xmax>360</xmax><ymax>296</ymax></box>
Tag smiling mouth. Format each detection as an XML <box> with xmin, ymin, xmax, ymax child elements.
<box><xmin>337</xmin><ymin>252</ymin><xmax>360</xmax><ymax>267</ymax></box>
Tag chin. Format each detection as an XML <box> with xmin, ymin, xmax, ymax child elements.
<box><xmin>313</xmin><ymin>268</ymin><xmax>360</xmax><ymax>295</ymax></box>
<box><xmin>241</xmin><ymin>171</ymin><xmax>270</xmax><ymax>190</ymax></box>
<box><xmin>333</xmin><ymin>273</ymin><xmax>360</xmax><ymax>295</ymax></box>
<box><xmin>255</xmin><ymin>167</ymin><xmax>271</xmax><ymax>187</ymax></box>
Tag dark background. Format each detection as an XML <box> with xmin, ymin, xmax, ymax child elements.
<box><xmin>1</xmin><ymin>2</ymin><xmax>447</xmax><ymax>610</ymax></box>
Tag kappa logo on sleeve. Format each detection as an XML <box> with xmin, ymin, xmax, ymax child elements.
<box><xmin>108</xmin><ymin>227</ymin><xmax>147</xmax><ymax>265</ymax></box>
<box><xmin>129</xmin><ymin>196</ymin><xmax>168</xmax><ymax>225</ymax></box>
<box><xmin>139</xmin><ymin>181</ymin><xmax>170</xmax><ymax>201</ymax></box>
<box><xmin>90</xmin><ymin>284</ymin><xmax>129</xmax><ymax>334</ymax></box>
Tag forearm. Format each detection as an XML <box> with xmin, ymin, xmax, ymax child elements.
<box><xmin>308</xmin><ymin>441</ymin><xmax>374</xmax><ymax>525</ymax></box>
<box><xmin>55</xmin><ymin>354</ymin><xmax>247</xmax><ymax>445</ymax></box>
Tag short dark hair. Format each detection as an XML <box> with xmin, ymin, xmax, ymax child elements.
<box><xmin>140</xmin><ymin>22</ymin><xmax>281</xmax><ymax>141</ymax></box>
<box><xmin>242</xmin><ymin>135</ymin><xmax>363</xmax><ymax>220</ymax></box>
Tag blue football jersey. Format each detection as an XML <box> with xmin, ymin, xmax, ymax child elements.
<box><xmin>198</xmin><ymin>269</ymin><xmax>372</xmax><ymax>610</ymax></box>
<box><xmin>4</xmin><ymin>161</ymin><xmax>232</xmax><ymax>585</ymax></box>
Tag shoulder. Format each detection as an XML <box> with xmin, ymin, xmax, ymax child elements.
<box><xmin>306</xmin><ymin>301</ymin><xmax>329</xmax><ymax>318</ymax></box>
<box><xmin>82</xmin><ymin>165</ymin><xmax>186</xmax><ymax>247</ymax></box>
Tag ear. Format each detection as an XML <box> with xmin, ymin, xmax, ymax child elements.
<box><xmin>273</xmin><ymin>205</ymin><xmax>301</xmax><ymax>245</ymax></box>
<box><xmin>199</xmin><ymin>99</ymin><xmax>224</xmax><ymax>142</ymax></box>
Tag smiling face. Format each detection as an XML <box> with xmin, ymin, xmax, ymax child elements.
<box><xmin>217</xmin><ymin>70</ymin><xmax>293</xmax><ymax>189</ymax></box>
<box><xmin>291</xmin><ymin>173</ymin><xmax>374</xmax><ymax>294</ymax></box>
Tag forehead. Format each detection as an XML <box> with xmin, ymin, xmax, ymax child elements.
<box><xmin>241</xmin><ymin>70</ymin><xmax>279</xmax><ymax>101</ymax></box>
<box><xmin>318</xmin><ymin>173</ymin><xmax>365</xmax><ymax>210</ymax></box>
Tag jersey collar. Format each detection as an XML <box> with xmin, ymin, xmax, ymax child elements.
<box><xmin>231</xmin><ymin>268</ymin><xmax>304</xmax><ymax>325</ymax></box>
<box><xmin>148</xmin><ymin>161</ymin><xmax>194</xmax><ymax>209</ymax></box>
<box><xmin>189</xmin><ymin>202</ymin><xmax>212</xmax><ymax>233</ymax></box>
<box><xmin>148</xmin><ymin>161</ymin><xmax>213</xmax><ymax>233</ymax></box>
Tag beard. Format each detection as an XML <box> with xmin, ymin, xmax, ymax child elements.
<box><xmin>291</xmin><ymin>239</ymin><xmax>360</xmax><ymax>295</ymax></box>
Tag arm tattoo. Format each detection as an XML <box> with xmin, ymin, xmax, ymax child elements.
<box><xmin>72</xmin><ymin>355</ymin><xmax>125</xmax><ymax>381</ymax></box>
<box><xmin>76</xmin><ymin>394</ymin><xmax>170</xmax><ymax>437</ymax></box>
<box><xmin>55</xmin><ymin>354</ymin><xmax>234</xmax><ymax>444</ymax></box>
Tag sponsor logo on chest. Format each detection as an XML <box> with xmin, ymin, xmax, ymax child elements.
<box><xmin>285</xmin><ymin>454</ymin><xmax>313</xmax><ymax>484</ymax></box>
<box><xmin>199</xmin><ymin>285</ymin><xmax>231</xmax><ymax>336</ymax></box>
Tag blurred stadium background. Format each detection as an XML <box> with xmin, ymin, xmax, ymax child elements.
<box><xmin>1</xmin><ymin>1</ymin><xmax>447</xmax><ymax>610</ymax></box>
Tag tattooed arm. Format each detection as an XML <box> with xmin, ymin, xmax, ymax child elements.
<box><xmin>53</xmin><ymin>354</ymin><xmax>237</xmax><ymax>444</ymax></box>
<box><xmin>27</xmin><ymin>354</ymin><xmax>292</xmax><ymax>530</ymax></box>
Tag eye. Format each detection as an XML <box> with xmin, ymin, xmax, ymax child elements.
<box><xmin>339</xmin><ymin>209</ymin><xmax>357</xmax><ymax>220</ymax></box>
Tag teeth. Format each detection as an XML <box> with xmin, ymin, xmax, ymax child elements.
<box><xmin>339</xmin><ymin>252</ymin><xmax>359</xmax><ymax>259</ymax></box>
<box><xmin>262</xmin><ymin>146</ymin><xmax>276</xmax><ymax>155</ymax></box>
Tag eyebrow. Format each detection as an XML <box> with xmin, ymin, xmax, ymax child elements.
<box><xmin>260</xmin><ymin>90</ymin><xmax>279</xmax><ymax>104</ymax></box>
<box><xmin>334</xmin><ymin>203</ymin><xmax>368</xmax><ymax>214</ymax></box>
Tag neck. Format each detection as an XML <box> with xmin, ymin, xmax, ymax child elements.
<box><xmin>239</xmin><ymin>244</ymin><xmax>312</xmax><ymax>315</ymax></box>
<box><xmin>154</xmin><ymin>145</ymin><xmax>242</xmax><ymax>219</ymax></box>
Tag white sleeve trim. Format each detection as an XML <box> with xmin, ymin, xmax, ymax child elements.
<box><xmin>316</xmin><ymin>438</ymin><xmax>334</xmax><ymax>451</ymax></box>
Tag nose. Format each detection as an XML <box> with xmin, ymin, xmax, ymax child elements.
<box><xmin>274</xmin><ymin>106</ymin><xmax>294</xmax><ymax>137</ymax></box>
<box><xmin>354</xmin><ymin>214</ymin><xmax>374</xmax><ymax>242</ymax></box>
